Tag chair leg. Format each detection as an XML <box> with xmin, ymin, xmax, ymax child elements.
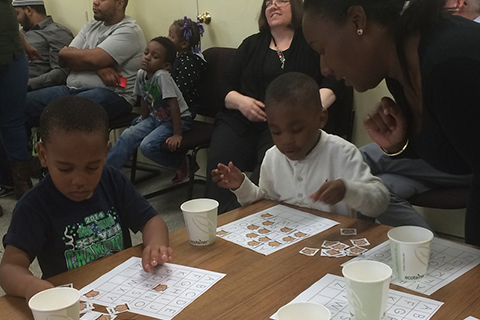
<box><xmin>130</xmin><ymin>148</ymin><xmax>138</xmax><ymax>183</ymax></box>
<box><xmin>187</xmin><ymin>153</ymin><xmax>195</xmax><ymax>199</ymax></box>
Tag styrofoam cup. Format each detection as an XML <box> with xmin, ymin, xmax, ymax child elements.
<box><xmin>342</xmin><ymin>261</ymin><xmax>392</xmax><ymax>320</ymax></box>
<box><xmin>28</xmin><ymin>287</ymin><xmax>80</xmax><ymax>320</ymax></box>
<box><xmin>181</xmin><ymin>198</ymin><xmax>218</xmax><ymax>246</ymax></box>
<box><xmin>277</xmin><ymin>302</ymin><xmax>331</xmax><ymax>320</ymax></box>
<box><xmin>388</xmin><ymin>226</ymin><xmax>434</xmax><ymax>281</ymax></box>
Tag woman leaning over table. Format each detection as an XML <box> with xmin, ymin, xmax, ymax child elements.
<box><xmin>206</xmin><ymin>0</ymin><xmax>345</xmax><ymax>214</ymax></box>
<box><xmin>303</xmin><ymin>0</ymin><xmax>480</xmax><ymax>245</ymax></box>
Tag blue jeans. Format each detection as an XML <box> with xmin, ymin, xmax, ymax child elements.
<box><xmin>107</xmin><ymin>116</ymin><xmax>193</xmax><ymax>170</ymax></box>
<box><xmin>25</xmin><ymin>86</ymin><xmax>132</xmax><ymax>129</ymax></box>
<box><xmin>0</xmin><ymin>53</ymin><xmax>29</xmax><ymax>171</ymax></box>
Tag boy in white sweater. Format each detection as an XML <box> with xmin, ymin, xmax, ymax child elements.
<box><xmin>212</xmin><ymin>72</ymin><xmax>389</xmax><ymax>218</ymax></box>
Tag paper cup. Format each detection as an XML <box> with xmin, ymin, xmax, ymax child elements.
<box><xmin>388</xmin><ymin>226</ymin><xmax>434</xmax><ymax>281</ymax></box>
<box><xmin>277</xmin><ymin>302</ymin><xmax>331</xmax><ymax>320</ymax></box>
<box><xmin>181</xmin><ymin>198</ymin><xmax>218</xmax><ymax>246</ymax></box>
<box><xmin>28</xmin><ymin>287</ymin><xmax>80</xmax><ymax>320</ymax></box>
<box><xmin>342</xmin><ymin>261</ymin><xmax>392</xmax><ymax>320</ymax></box>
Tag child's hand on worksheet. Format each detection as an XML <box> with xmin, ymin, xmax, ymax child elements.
<box><xmin>310</xmin><ymin>179</ymin><xmax>346</xmax><ymax>205</ymax></box>
<box><xmin>142</xmin><ymin>245</ymin><xmax>173</xmax><ymax>272</ymax></box>
<box><xmin>211</xmin><ymin>161</ymin><xmax>244</xmax><ymax>190</ymax></box>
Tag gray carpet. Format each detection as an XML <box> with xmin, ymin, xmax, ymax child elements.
<box><xmin>0</xmin><ymin>167</ymin><xmax>205</xmax><ymax>296</ymax></box>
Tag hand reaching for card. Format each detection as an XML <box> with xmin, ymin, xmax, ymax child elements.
<box><xmin>211</xmin><ymin>161</ymin><xmax>244</xmax><ymax>190</ymax></box>
<box><xmin>142</xmin><ymin>245</ymin><xmax>173</xmax><ymax>273</ymax></box>
<box><xmin>310</xmin><ymin>179</ymin><xmax>346</xmax><ymax>205</ymax></box>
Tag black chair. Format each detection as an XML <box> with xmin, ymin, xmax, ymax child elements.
<box><xmin>140</xmin><ymin>47</ymin><xmax>237</xmax><ymax>200</ymax></box>
<box><xmin>408</xmin><ymin>187</ymin><xmax>470</xmax><ymax>209</ymax></box>
<box><xmin>323</xmin><ymin>85</ymin><xmax>355</xmax><ymax>142</ymax></box>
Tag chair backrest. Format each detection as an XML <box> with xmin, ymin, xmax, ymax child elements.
<box><xmin>198</xmin><ymin>47</ymin><xmax>237</xmax><ymax>118</ymax></box>
<box><xmin>323</xmin><ymin>85</ymin><xmax>355</xmax><ymax>141</ymax></box>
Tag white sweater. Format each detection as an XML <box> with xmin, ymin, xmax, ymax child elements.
<box><xmin>232</xmin><ymin>131</ymin><xmax>389</xmax><ymax>218</ymax></box>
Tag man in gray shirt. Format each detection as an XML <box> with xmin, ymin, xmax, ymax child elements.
<box><xmin>25</xmin><ymin>0</ymin><xmax>145</xmax><ymax>129</ymax></box>
<box><xmin>13</xmin><ymin>0</ymin><xmax>73</xmax><ymax>91</ymax></box>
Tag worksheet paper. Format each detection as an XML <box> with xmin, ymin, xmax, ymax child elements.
<box><xmin>79</xmin><ymin>257</ymin><xmax>226</xmax><ymax>320</ymax></box>
<box><xmin>464</xmin><ymin>317</ymin><xmax>479</xmax><ymax>320</ymax></box>
<box><xmin>216</xmin><ymin>204</ymin><xmax>339</xmax><ymax>255</ymax></box>
<box><xmin>271</xmin><ymin>274</ymin><xmax>443</xmax><ymax>320</ymax></box>
<box><xmin>343</xmin><ymin>238</ymin><xmax>480</xmax><ymax>295</ymax></box>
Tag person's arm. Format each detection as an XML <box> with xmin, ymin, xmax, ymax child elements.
<box><xmin>58</xmin><ymin>46</ymin><xmax>116</xmax><ymax>71</ymax></box>
<box><xmin>29</xmin><ymin>69</ymin><xmax>68</xmax><ymax>90</ymax></box>
<box><xmin>19</xmin><ymin>32</ymin><xmax>42</xmax><ymax>61</ymax></box>
<box><xmin>165</xmin><ymin>98</ymin><xmax>183</xmax><ymax>151</ymax></box>
<box><xmin>28</xmin><ymin>29</ymin><xmax>73</xmax><ymax>90</ymax></box>
<box><xmin>140</xmin><ymin>215</ymin><xmax>172</xmax><ymax>273</ymax></box>
<box><xmin>0</xmin><ymin>245</ymin><xmax>54</xmax><ymax>300</ymax></box>
<box><xmin>335</xmin><ymin>145</ymin><xmax>390</xmax><ymax>217</ymax></box>
<box><xmin>319</xmin><ymin>88</ymin><xmax>336</xmax><ymax>109</ymax></box>
<box><xmin>221</xmin><ymin>35</ymin><xmax>267</xmax><ymax>122</ymax></box>
<box><xmin>232</xmin><ymin>151</ymin><xmax>279</xmax><ymax>206</ymax></box>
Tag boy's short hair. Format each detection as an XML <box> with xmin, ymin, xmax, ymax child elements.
<box><xmin>265</xmin><ymin>72</ymin><xmax>322</xmax><ymax>112</ymax></box>
<box><xmin>151</xmin><ymin>36</ymin><xmax>177</xmax><ymax>65</ymax></box>
<box><xmin>39</xmin><ymin>96</ymin><xmax>109</xmax><ymax>144</ymax></box>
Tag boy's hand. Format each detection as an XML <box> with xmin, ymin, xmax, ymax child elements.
<box><xmin>211</xmin><ymin>161</ymin><xmax>244</xmax><ymax>190</ymax></box>
<box><xmin>166</xmin><ymin>134</ymin><xmax>182</xmax><ymax>152</ymax></box>
<box><xmin>310</xmin><ymin>179</ymin><xmax>346</xmax><ymax>205</ymax></box>
<box><xmin>142</xmin><ymin>245</ymin><xmax>173</xmax><ymax>273</ymax></box>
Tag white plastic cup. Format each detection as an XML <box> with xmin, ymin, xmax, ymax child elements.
<box><xmin>342</xmin><ymin>261</ymin><xmax>392</xmax><ymax>320</ymax></box>
<box><xmin>28</xmin><ymin>287</ymin><xmax>80</xmax><ymax>320</ymax></box>
<box><xmin>277</xmin><ymin>302</ymin><xmax>331</xmax><ymax>320</ymax></box>
<box><xmin>387</xmin><ymin>226</ymin><xmax>434</xmax><ymax>281</ymax></box>
<box><xmin>180</xmin><ymin>198</ymin><xmax>218</xmax><ymax>246</ymax></box>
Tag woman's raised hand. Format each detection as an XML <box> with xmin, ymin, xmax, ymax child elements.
<box><xmin>364</xmin><ymin>97</ymin><xmax>408</xmax><ymax>152</ymax></box>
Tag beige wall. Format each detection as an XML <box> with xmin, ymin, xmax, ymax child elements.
<box><xmin>44</xmin><ymin>0</ymin><xmax>90</xmax><ymax>35</ymax></box>
<box><xmin>43</xmin><ymin>0</ymin><xmax>260</xmax><ymax>49</ymax></box>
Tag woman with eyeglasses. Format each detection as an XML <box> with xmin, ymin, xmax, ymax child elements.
<box><xmin>206</xmin><ymin>0</ymin><xmax>345</xmax><ymax>214</ymax></box>
<box><xmin>302</xmin><ymin>0</ymin><xmax>480</xmax><ymax>245</ymax></box>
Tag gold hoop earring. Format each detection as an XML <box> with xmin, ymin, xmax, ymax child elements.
<box><xmin>357</xmin><ymin>28</ymin><xmax>364</xmax><ymax>36</ymax></box>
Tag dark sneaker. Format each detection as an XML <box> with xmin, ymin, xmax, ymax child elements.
<box><xmin>172</xmin><ymin>159</ymin><xmax>200</xmax><ymax>184</ymax></box>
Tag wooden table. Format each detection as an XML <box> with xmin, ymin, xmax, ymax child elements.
<box><xmin>2</xmin><ymin>200</ymin><xmax>480</xmax><ymax>319</ymax></box>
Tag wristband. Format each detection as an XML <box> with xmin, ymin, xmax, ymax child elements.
<box><xmin>379</xmin><ymin>139</ymin><xmax>409</xmax><ymax>157</ymax></box>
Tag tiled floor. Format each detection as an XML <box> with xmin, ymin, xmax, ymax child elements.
<box><xmin>0</xmin><ymin>166</ymin><xmax>205</xmax><ymax>296</ymax></box>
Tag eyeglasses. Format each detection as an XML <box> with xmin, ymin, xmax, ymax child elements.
<box><xmin>265</xmin><ymin>0</ymin><xmax>290</xmax><ymax>8</ymax></box>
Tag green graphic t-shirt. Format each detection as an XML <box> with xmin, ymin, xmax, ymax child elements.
<box><xmin>3</xmin><ymin>165</ymin><xmax>157</xmax><ymax>279</ymax></box>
